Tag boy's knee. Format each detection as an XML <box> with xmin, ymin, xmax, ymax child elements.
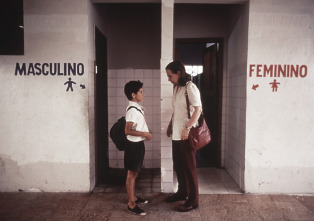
<box><xmin>127</xmin><ymin>170</ymin><xmax>138</xmax><ymax>179</ymax></box>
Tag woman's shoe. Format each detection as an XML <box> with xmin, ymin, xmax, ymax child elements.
<box><xmin>165</xmin><ymin>193</ymin><xmax>187</xmax><ymax>203</ymax></box>
<box><xmin>178</xmin><ymin>203</ymin><xmax>198</xmax><ymax>212</ymax></box>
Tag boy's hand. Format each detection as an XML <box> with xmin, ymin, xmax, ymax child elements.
<box><xmin>145</xmin><ymin>132</ymin><xmax>153</xmax><ymax>140</ymax></box>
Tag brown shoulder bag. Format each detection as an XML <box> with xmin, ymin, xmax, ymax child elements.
<box><xmin>185</xmin><ymin>88</ymin><xmax>212</xmax><ymax>150</ymax></box>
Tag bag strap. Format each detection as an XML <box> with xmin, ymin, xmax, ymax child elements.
<box><xmin>185</xmin><ymin>89</ymin><xmax>191</xmax><ymax>119</ymax></box>
<box><xmin>126</xmin><ymin>106</ymin><xmax>147</xmax><ymax>128</ymax></box>
<box><xmin>126</xmin><ymin>106</ymin><xmax>143</xmax><ymax>115</ymax></box>
<box><xmin>185</xmin><ymin>83</ymin><xmax>204</xmax><ymax>124</ymax></box>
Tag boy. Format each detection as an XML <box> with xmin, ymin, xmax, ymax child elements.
<box><xmin>124</xmin><ymin>80</ymin><xmax>152</xmax><ymax>216</ymax></box>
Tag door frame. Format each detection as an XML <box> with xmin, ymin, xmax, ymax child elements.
<box><xmin>175</xmin><ymin>38</ymin><xmax>224</xmax><ymax>167</ymax></box>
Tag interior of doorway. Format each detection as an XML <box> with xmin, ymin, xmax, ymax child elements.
<box><xmin>175</xmin><ymin>38</ymin><xmax>223</xmax><ymax>168</ymax></box>
<box><xmin>94</xmin><ymin>26</ymin><xmax>109</xmax><ymax>185</ymax></box>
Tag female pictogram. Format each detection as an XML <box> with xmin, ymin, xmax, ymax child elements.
<box><xmin>269</xmin><ymin>79</ymin><xmax>280</xmax><ymax>92</ymax></box>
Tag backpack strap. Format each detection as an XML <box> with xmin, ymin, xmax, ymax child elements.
<box><xmin>127</xmin><ymin>106</ymin><xmax>143</xmax><ymax>115</ymax></box>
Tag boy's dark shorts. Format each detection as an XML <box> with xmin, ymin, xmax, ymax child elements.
<box><xmin>124</xmin><ymin>140</ymin><xmax>145</xmax><ymax>172</ymax></box>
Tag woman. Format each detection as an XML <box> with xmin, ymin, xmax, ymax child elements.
<box><xmin>165</xmin><ymin>61</ymin><xmax>202</xmax><ymax>212</ymax></box>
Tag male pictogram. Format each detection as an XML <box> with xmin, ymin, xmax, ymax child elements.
<box><xmin>64</xmin><ymin>77</ymin><xmax>76</xmax><ymax>92</ymax></box>
<box><xmin>269</xmin><ymin>79</ymin><xmax>280</xmax><ymax>92</ymax></box>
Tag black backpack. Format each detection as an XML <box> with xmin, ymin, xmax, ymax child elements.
<box><xmin>110</xmin><ymin>106</ymin><xmax>142</xmax><ymax>151</ymax></box>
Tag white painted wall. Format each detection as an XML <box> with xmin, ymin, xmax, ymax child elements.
<box><xmin>0</xmin><ymin>0</ymin><xmax>91</xmax><ymax>192</ymax></box>
<box><xmin>246</xmin><ymin>0</ymin><xmax>314</xmax><ymax>193</ymax></box>
<box><xmin>225</xmin><ymin>3</ymin><xmax>249</xmax><ymax>191</ymax></box>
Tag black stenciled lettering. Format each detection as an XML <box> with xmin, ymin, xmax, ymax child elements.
<box><xmin>28</xmin><ymin>63</ymin><xmax>35</xmax><ymax>75</ymax></box>
<box><xmin>50</xmin><ymin>63</ymin><xmax>56</xmax><ymax>75</ymax></box>
<box><xmin>57</xmin><ymin>63</ymin><xmax>63</xmax><ymax>75</ymax></box>
<box><xmin>63</xmin><ymin>63</ymin><xmax>67</xmax><ymax>76</ymax></box>
<box><xmin>14</xmin><ymin>62</ymin><xmax>86</xmax><ymax>76</ymax></box>
<box><xmin>15</xmin><ymin>63</ymin><xmax>26</xmax><ymax>75</ymax></box>
<box><xmin>42</xmin><ymin>63</ymin><xmax>49</xmax><ymax>75</ymax></box>
<box><xmin>34</xmin><ymin>63</ymin><xmax>41</xmax><ymax>75</ymax></box>
<box><xmin>68</xmin><ymin>63</ymin><xmax>76</xmax><ymax>75</ymax></box>
<box><xmin>77</xmin><ymin>63</ymin><xmax>84</xmax><ymax>76</ymax></box>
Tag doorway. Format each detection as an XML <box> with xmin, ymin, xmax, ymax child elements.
<box><xmin>175</xmin><ymin>38</ymin><xmax>223</xmax><ymax>168</ymax></box>
<box><xmin>95</xmin><ymin>26</ymin><xmax>109</xmax><ymax>185</ymax></box>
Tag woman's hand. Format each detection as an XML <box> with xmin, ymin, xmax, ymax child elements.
<box><xmin>166</xmin><ymin>119</ymin><xmax>172</xmax><ymax>137</ymax></box>
<box><xmin>181</xmin><ymin>127</ymin><xmax>190</xmax><ymax>140</ymax></box>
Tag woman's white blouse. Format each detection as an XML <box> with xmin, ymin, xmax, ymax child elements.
<box><xmin>171</xmin><ymin>82</ymin><xmax>202</xmax><ymax>140</ymax></box>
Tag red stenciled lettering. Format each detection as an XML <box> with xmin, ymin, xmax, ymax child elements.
<box><xmin>249</xmin><ymin>64</ymin><xmax>307</xmax><ymax>78</ymax></box>
<box><xmin>249</xmin><ymin>64</ymin><xmax>255</xmax><ymax>77</ymax></box>
<box><xmin>300</xmin><ymin>65</ymin><xmax>307</xmax><ymax>78</ymax></box>
<box><xmin>263</xmin><ymin>65</ymin><xmax>273</xmax><ymax>77</ymax></box>
<box><xmin>291</xmin><ymin>65</ymin><xmax>299</xmax><ymax>77</ymax></box>
<box><xmin>256</xmin><ymin>64</ymin><xmax>262</xmax><ymax>77</ymax></box>
<box><xmin>278</xmin><ymin>65</ymin><xmax>286</xmax><ymax>77</ymax></box>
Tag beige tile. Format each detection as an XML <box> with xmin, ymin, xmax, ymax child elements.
<box><xmin>254</xmin><ymin>208</ymin><xmax>285</xmax><ymax>221</ymax></box>
<box><xmin>275</xmin><ymin>201</ymin><xmax>314</xmax><ymax>220</ymax></box>
<box><xmin>199</xmin><ymin>208</ymin><xmax>230</xmax><ymax>221</ymax></box>
<box><xmin>245</xmin><ymin>194</ymin><xmax>277</xmax><ymax>210</ymax></box>
<box><xmin>223</xmin><ymin>202</ymin><xmax>262</xmax><ymax>221</ymax></box>
<box><xmin>294</xmin><ymin>195</ymin><xmax>314</xmax><ymax>211</ymax></box>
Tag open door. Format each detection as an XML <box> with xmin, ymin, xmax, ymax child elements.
<box><xmin>95</xmin><ymin>26</ymin><xmax>108</xmax><ymax>185</ymax></box>
<box><xmin>199</xmin><ymin>43</ymin><xmax>221</xmax><ymax>167</ymax></box>
<box><xmin>175</xmin><ymin>38</ymin><xmax>223</xmax><ymax>168</ymax></box>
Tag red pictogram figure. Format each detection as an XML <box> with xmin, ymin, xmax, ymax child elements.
<box><xmin>269</xmin><ymin>79</ymin><xmax>280</xmax><ymax>92</ymax></box>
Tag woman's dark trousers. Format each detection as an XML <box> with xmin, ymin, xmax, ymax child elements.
<box><xmin>172</xmin><ymin>140</ymin><xmax>199</xmax><ymax>206</ymax></box>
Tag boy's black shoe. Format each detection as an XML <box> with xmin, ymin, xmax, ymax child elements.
<box><xmin>127</xmin><ymin>205</ymin><xmax>146</xmax><ymax>216</ymax></box>
<box><xmin>165</xmin><ymin>193</ymin><xmax>187</xmax><ymax>203</ymax></box>
<box><xmin>135</xmin><ymin>196</ymin><xmax>148</xmax><ymax>204</ymax></box>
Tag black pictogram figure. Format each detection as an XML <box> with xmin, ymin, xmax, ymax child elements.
<box><xmin>269</xmin><ymin>79</ymin><xmax>280</xmax><ymax>92</ymax></box>
<box><xmin>64</xmin><ymin>78</ymin><xmax>76</xmax><ymax>92</ymax></box>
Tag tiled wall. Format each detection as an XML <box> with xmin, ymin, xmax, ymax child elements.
<box><xmin>108</xmin><ymin>69</ymin><xmax>161</xmax><ymax>169</ymax></box>
<box><xmin>224</xmin><ymin>3</ymin><xmax>249</xmax><ymax>191</ymax></box>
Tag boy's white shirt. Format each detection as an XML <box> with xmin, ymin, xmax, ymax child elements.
<box><xmin>125</xmin><ymin>101</ymin><xmax>149</xmax><ymax>142</ymax></box>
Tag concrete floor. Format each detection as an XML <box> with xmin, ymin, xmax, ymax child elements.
<box><xmin>1</xmin><ymin>168</ymin><xmax>314</xmax><ymax>221</ymax></box>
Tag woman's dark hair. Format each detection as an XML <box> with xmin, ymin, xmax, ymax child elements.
<box><xmin>165</xmin><ymin>61</ymin><xmax>191</xmax><ymax>86</ymax></box>
<box><xmin>124</xmin><ymin>80</ymin><xmax>143</xmax><ymax>101</ymax></box>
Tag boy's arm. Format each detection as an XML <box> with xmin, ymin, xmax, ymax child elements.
<box><xmin>125</xmin><ymin>122</ymin><xmax>152</xmax><ymax>140</ymax></box>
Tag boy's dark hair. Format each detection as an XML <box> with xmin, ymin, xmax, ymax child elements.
<box><xmin>166</xmin><ymin>60</ymin><xmax>191</xmax><ymax>86</ymax></box>
<box><xmin>124</xmin><ymin>80</ymin><xmax>143</xmax><ymax>101</ymax></box>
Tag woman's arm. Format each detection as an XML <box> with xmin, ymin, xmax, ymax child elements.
<box><xmin>125</xmin><ymin>122</ymin><xmax>152</xmax><ymax>140</ymax></box>
<box><xmin>181</xmin><ymin>106</ymin><xmax>202</xmax><ymax>140</ymax></box>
